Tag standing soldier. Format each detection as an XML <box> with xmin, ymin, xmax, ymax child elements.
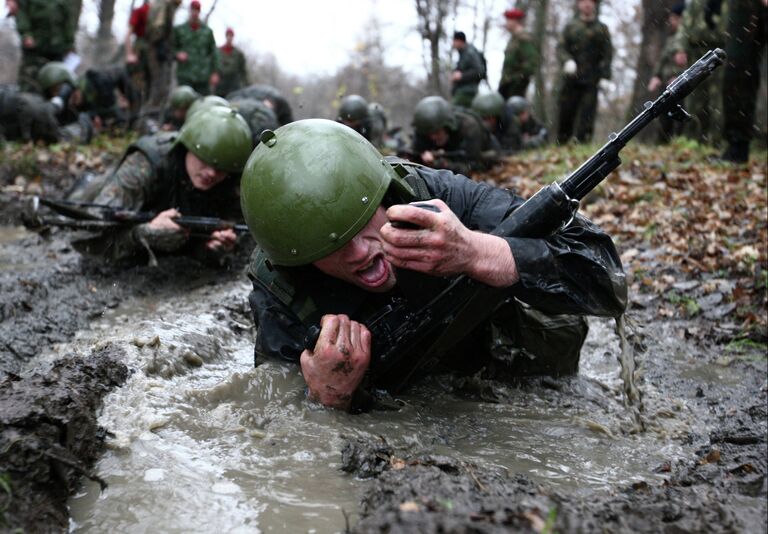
<box><xmin>409</xmin><ymin>95</ymin><xmax>498</xmax><ymax>177</ymax></box>
<box><xmin>143</xmin><ymin>0</ymin><xmax>182</xmax><ymax>117</ymax></box>
<box><xmin>647</xmin><ymin>2</ymin><xmax>688</xmax><ymax>143</ymax></box>
<box><xmin>125</xmin><ymin>1</ymin><xmax>151</xmax><ymax>116</ymax></box>
<box><xmin>720</xmin><ymin>0</ymin><xmax>767</xmax><ymax>163</ymax></box>
<box><xmin>498</xmin><ymin>8</ymin><xmax>538</xmax><ymax>100</ymax></box>
<box><xmin>674</xmin><ymin>0</ymin><xmax>725</xmax><ymax>143</ymax></box>
<box><xmin>172</xmin><ymin>0</ymin><xmax>219</xmax><ymax>95</ymax></box>
<box><xmin>556</xmin><ymin>0</ymin><xmax>612</xmax><ymax>144</ymax></box>
<box><xmin>215</xmin><ymin>28</ymin><xmax>248</xmax><ymax>97</ymax></box>
<box><xmin>14</xmin><ymin>0</ymin><xmax>75</xmax><ymax>93</ymax></box>
<box><xmin>450</xmin><ymin>31</ymin><xmax>486</xmax><ymax>108</ymax></box>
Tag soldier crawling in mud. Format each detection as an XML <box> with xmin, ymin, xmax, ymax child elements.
<box><xmin>470</xmin><ymin>92</ymin><xmax>546</xmax><ymax>154</ymax></box>
<box><xmin>408</xmin><ymin>95</ymin><xmax>499</xmax><ymax>177</ymax></box>
<box><xmin>336</xmin><ymin>94</ymin><xmax>385</xmax><ymax>148</ymax></box>
<box><xmin>69</xmin><ymin>106</ymin><xmax>253</xmax><ymax>266</ymax></box>
<box><xmin>241</xmin><ymin>120</ymin><xmax>627</xmax><ymax>411</ymax></box>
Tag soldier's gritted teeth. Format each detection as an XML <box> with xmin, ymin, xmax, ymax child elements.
<box><xmin>313</xmin><ymin>207</ymin><xmax>396</xmax><ymax>293</ymax></box>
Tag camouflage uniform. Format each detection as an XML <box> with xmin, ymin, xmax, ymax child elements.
<box><xmin>227</xmin><ymin>84</ymin><xmax>294</xmax><ymax>125</ymax></box>
<box><xmin>556</xmin><ymin>15</ymin><xmax>613</xmax><ymax>143</ymax></box>
<box><xmin>15</xmin><ymin>0</ymin><xmax>75</xmax><ymax>93</ymax></box>
<box><xmin>652</xmin><ymin>37</ymin><xmax>688</xmax><ymax>142</ymax></box>
<box><xmin>722</xmin><ymin>0</ymin><xmax>767</xmax><ymax>161</ymax></box>
<box><xmin>0</xmin><ymin>85</ymin><xmax>90</xmax><ymax>144</ymax></box>
<box><xmin>674</xmin><ymin>0</ymin><xmax>725</xmax><ymax>142</ymax></box>
<box><xmin>172</xmin><ymin>19</ymin><xmax>219</xmax><ymax>94</ymax></box>
<box><xmin>77</xmin><ymin>65</ymin><xmax>137</xmax><ymax>128</ymax></box>
<box><xmin>230</xmin><ymin>98</ymin><xmax>279</xmax><ymax>146</ymax></box>
<box><xmin>498</xmin><ymin>30</ymin><xmax>538</xmax><ymax>99</ymax></box>
<box><xmin>411</xmin><ymin>108</ymin><xmax>499</xmax><ymax>177</ymax></box>
<box><xmin>499</xmin><ymin>112</ymin><xmax>548</xmax><ymax>153</ymax></box>
<box><xmin>215</xmin><ymin>44</ymin><xmax>248</xmax><ymax>97</ymax></box>
<box><xmin>452</xmin><ymin>43</ymin><xmax>486</xmax><ymax>108</ymax></box>
<box><xmin>73</xmin><ymin>133</ymin><xmax>242</xmax><ymax>265</ymax></box>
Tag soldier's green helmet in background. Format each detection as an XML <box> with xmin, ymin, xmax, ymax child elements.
<box><xmin>507</xmin><ymin>96</ymin><xmax>531</xmax><ymax>116</ymax></box>
<box><xmin>471</xmin><ymin>92</ymin><xmax>505</xmax><ymax>118</ymax></box>
<box><xmin>186</xmin><ymin>95</ymin><xmax>231</xmax><ymax>119</ymax></box>
<box><xmin>175</xmin><ymin>106</ymin><xmax>253</xmax><ymax>174</ymax></box>
<box><xmin>170</xmin><ymin>85</ymin><xmax>201</xmax><ymax>110</ymax></box>
<box><xmin>240</xmin><ymin>119</ymin><xmax>414</xmax><ymax>266</ymax></box>
<box><xmin>337</xmin><ymin>94</ymin><xmax>369</xmax><ymax>122</ymax></box>
<box><xmin>412</xmin><ymin>95</ymin><xmax>456</xmax><ymax>135</ymax></box>
<box><xmin>37</xmin><ymin>62</ymin><xmax>75</xmax><ymax>92</ymax></box>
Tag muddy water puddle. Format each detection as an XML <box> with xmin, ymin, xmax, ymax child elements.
<box><xmin>36</xmin><ymin>279</ymin><xmax>748</xmax><ymax>533</ymax></box>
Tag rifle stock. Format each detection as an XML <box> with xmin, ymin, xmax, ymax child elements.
<box><xmin>359</xmin><ymin>48</ymin><xmax>726</xmax><ymax>391</ymax></box>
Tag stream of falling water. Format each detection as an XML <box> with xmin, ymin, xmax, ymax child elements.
<box><xmin>55</xmin><ymin>277</ymin><xmax>717</xmax><ymax>533</ymax></box>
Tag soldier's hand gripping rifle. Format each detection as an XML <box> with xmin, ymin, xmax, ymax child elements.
<box><xmin>24</xmin><ymin>196</ymin><xmax>250</xmax><ymax>236</ymax></box>
<box><xmin>308</xmin><ymin>49</ymin><xmax>726</xmax><ymax>392</ymax></box>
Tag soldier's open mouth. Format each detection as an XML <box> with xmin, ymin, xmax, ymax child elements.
<box><xmin>356</xmin><ymin>254</ymin><xmax>390</xmax><ymax>287</ymax></box>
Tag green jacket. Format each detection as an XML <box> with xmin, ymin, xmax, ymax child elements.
<box><xmin>452</xmin><ymin>43</ymin><xmax>485</xmax><ymax>96</ymax></box>
<box><xmin>172</xmin><ymin>22</ymin><xmax>220</xmax><ymax>87</ymax></box>
<box><xmin>0</xmin><ymin>87</ymin><xmax>61</xmax><ymax>143</ymax></box>
<box><xmin>499</xmin><ymin>31</ymin><xmax>537</xmax><ymax>91</ymax></box>
<box><xmin>653</xmin><ymin>37</ymin><xmax>686</xmax><ymax>85</ymax></box>
<box><xmin>15</xmin><ymin>0</ymin><xmax>75</xmax><ymax>58</ymax></box>
<box><xmin>216</xmin><ymin>45</ymin><xmax>248</xmax><ymax>97</ymax></box>
<box><xmin>557</xmin><ymin>16</ymin><xmax>613</xmax><ymax>84</ymax></box>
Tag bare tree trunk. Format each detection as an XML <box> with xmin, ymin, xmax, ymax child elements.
<box><xmin>532</xmin><ymin>0</ymin><xmax>549</xmax><ymax>124</ymax></box>
<box><xmin>415</xmin><ymin>0</ymin><xmax>452</xmax><ymax>96</ymax></box>
<box><xmin>204</xmin><ymin>0</ymin><xmax>219</xmax><ymax>24</ymax></box>
<box><xmin>70</xmin><ymin>0</ymin><xmax>83</xmax><ymax>34</ymax></box>
<box><xmin>627</xmin><ymin>0</ymin><xmax>677</xmax><ymax>121</ymax></box>
<box><xmin>94</xmin><ymin>0</ymin><xmax>117</xmax><ymax>66</ymax></box>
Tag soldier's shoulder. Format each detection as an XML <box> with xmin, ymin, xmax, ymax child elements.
<box><xmin>518</xmin><ymin>30</ymin><xmax>533</xmax><ymax>42</ymax></box>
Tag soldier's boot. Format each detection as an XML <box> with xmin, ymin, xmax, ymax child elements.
<box><xmin>720</xmin><ymin>141</ymin><xmax>750</xmax><ymax>164</ymax></box>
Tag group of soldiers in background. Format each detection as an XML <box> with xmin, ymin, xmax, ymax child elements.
<box><xmin>1</xmin><ymin>0</ymin><xmax>765</xmax><ymax>166</ymax></box>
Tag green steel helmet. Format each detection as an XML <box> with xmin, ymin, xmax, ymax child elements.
<box><xmin>37</xmin><ymin>62</ymin><xmax>75</xmax><ymax>92</ymax></box>
<box><xmin>170</xmin><ymin>85</ymin><xmax>201</xmax><ymax>110</ymax></box>
<box><xmin>412</xmin><ymin>95</ymin><xmax>455</xmax><ymax>135</ymax></box>
<box><xmin>175</xmin><ymin>106</ymin><xmax>253</xmax><ymax>173</ymax></box>
<box><xmin>507</xmin><ymin>95</ymin><xmax>531</xmax><ymax>116</ymax></box>
<box><xmin>337</xmin><ymin>94</ymin><xmax>369</xmax><ymax>122</ymax></box>
<box><xmin>240</xmin><ymin>119</ymin><xmax>414</xmax><ymax>266</ymax></box>
<box><xmin>186</xmin><ymin>95</ymin><xmax>231</xmax><ymax>119</ymax></box>
<box><xmin>471</xmin><ymin>92</ymin><xmax>505</xmax><ymax>118</ymax></box>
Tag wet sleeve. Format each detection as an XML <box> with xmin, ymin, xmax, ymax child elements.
<box><xmin>247</xmin><ymin>279</ymin><xmax>306</xmax><ymax>366</ymax></box>
<box><xmin>91</xmin><ymin>152</ymin><xmax>154</xmax><ymax>210</ymax></box>
<box><xmin>420</xmin><ymin>169</ymin><xmax>628</xmax><ymax>317</ymax></box>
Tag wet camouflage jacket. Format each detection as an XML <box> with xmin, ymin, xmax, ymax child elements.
<box><xmin>452</xmin><ymin>43</ymin><xmax>485</xmax><ymax>96</ymax></box>
<box><xmin>172</xmin><ymin>22</ymin><xmax>220</xmax><ymax>87</ymax></box>
<box><xmin>410</xmin><ymin>108</ymin><xmax>498</xmax><ymax>177</ymax></box>
<box><xmin>15</xmin><ymin>0</ymin><xmax>75</xmax><ymax>58</ymax></box>
<box><xmin>230</xmin><ymin>98</ymin><xmax>279</xmax><ymax>146</ymax></box>
<box><xmin>247</xmin><ymin>164</ymin><xmax>627</xmax><ymax>386</ymax></box>
<box><xmin>499</xmin><ymin>31</ymin><xmax>537</xmax><ymax>93</ymax></box>
<box><xmin>557</xmin><ymin>16</ymin><xmax>613</xmax><ymax>84</ymax></box>
<box><xmin>226</xmin><ymin>84</ymin><xmax>294</xmax><ymax>126</ymax></box>
<box><xmin>216</xmin><ymin>45</ymin><xmax>248</xmax><ymax>97</ymax></box>
<box><xmin>78</xmin><ymin>133</ymin><xmax>241</xmax><ymax>264</ymax></box>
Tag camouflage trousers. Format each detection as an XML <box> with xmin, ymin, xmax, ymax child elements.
<box><xmin>451</xmin><ymin>86</ymin><xmax>478</xmax><ymax>108</ymax></box>
<box><xmin>557</xmin><ymin>79</ymin><xmax>599</xmax><ymax>144</ymax></box>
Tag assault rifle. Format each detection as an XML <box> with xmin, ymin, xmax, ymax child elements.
<box><xmin>24</xmin><ymin>196</ymin><xmax>250</xmax><ymax>236</ymax></box>
<box><xmin>308</xmin><ymin>49</ymin><xmax>726</xmax><ymax>391</ymax></box>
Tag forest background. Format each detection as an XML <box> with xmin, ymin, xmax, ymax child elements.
<box><xmin>0</xmin><ymin>0</ymin><xmax>766</xmax><ymax>145</ymax></box>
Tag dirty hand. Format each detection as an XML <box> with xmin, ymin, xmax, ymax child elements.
<box><xmin>148</xmin><ymin>208</ymin><xmax>184</xmax><ymax>232</ymax></box>
<box><xmin>23</xmin><ymin>36</ymin><xmax>35</xmax><ymax>49</ymax></box>
<box><xmin>176</xmin><ymin>51</ymin><xmax>188</xmax><ymax>63</ymax></box>
<box><xmin>381</xmin><ymin>200</ymin><xmax>519</xmax><ymax>287</ymax></box>
<box><xmin>421</xmin><ymin>150</ymin><xmax>435</xmax><ymax>165</ymax></box>
<box><xmin>205</xmin><ymin>228</ymin><xmax>236</xmax><ymax>252</ymax></box>
<box><xmin>126</xmin><ymin>52</ymin><xmax>138</xmax><ymax>65</ymax></box>
<box><xmin>300</xmin><ymin>314</ymin><xmax>371</xmax><ymax>411</ymax></box>
<box><xmin>564</xmin><ymin>59</ymin><xmax>577</xmax><ymax>75</ymax></box>
<box><xmin>209</xmin><ymin>72</ymin><xmax>220</xmax><ymax>86</ymax></box>
<box><xmin>451</xmin><ymin>70</ymin><xmax>463</xmax><ymax>82</ymax></box>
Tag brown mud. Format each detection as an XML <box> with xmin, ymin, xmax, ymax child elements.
<box><xmin>0</xmin><ymin>143</ymin><xmax>766</xmax><ymax>532</ymax></box>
